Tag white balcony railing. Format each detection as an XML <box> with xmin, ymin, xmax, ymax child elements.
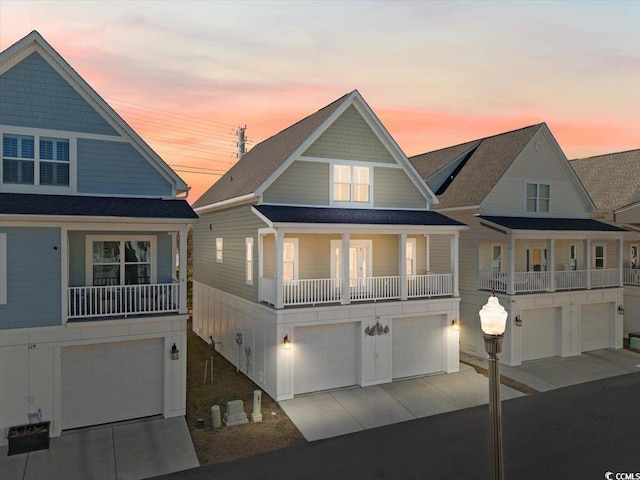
<box><xmin>623</xmin><ymin>268</ymin><xmax>640</xmax><ymax>286</ymax></box>
<box><xmin>260</xmin><ymin>273</ymin><xmax>454</xmax><ymax>307</ymax></box>
<box><xmin>480</xmin><ymin>269</ymin><xmax>621</xmax><ymax>293</ymax></box>
<box><xmin>68</xmin><ymin>283</ymin><xmax>179</xmax><ymax>319</ymax></box>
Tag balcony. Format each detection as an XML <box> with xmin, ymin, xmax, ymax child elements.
<box><xmin>480</xmin><ymin>269</ymin><xmax>620</xmax><ymax>294</ymax></box>
<box><xmin>624</xmin><ymin>268</ymin><xmax>640</xmax><ymax>286</ymax></box>
<box><xmin>68</xmin><ymin>283</ymin><xmax>180</xmax><ymax>320</ymax></box>
<box><xmin>259</xmin><ymin>273</ymin><xmax>454</xmax><ymax>307</ymax></box>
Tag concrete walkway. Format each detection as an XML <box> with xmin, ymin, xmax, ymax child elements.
<box><xmin>0</xmin><ymin>416</ymin><xmax>199</xmax><ymax>480</ymax></box>
<box><xmin>281</xmin><ymin>348</ymin><xmax>640</xmax><ymax>441</ymax></box>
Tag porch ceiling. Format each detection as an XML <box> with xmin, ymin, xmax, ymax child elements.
<box><xmin>478</xmin><ymin>215</ymin><xmax>627</xmax><ymax>234</ymax></box>
<box><xmin>253</xmin><ymin>205</ymin><xmax>466</xmax><ymax>227</ymax></box>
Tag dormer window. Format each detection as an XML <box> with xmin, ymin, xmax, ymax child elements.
<box><xmin>333</xmin><ymin>164</ymin><xmax>371</xmax><ymax>205</ymax></box>
<box><xmin>526</xmin><ymin>183</ymin><xmax>549</xmax><ymax>213</ymax></box>
<box><xmin>2</xmin><ymin>133</ymin><xmax>70</xmax><ymax>186</ymax></box>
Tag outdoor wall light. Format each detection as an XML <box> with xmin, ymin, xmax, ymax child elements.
<box><xmin>170</xmin><ymin>343</ymin><xmax>180</xmax><ymax>360</ymax></box>
<box><xmin>618</xmin><ymin>305</ymin><xmax>624</xmax><ymax>314</ymax></box>
<box><xmin>451</xmin><ymin>318</ymin><xmax>460</xmax><ymax>331</ymax></box>
<box><xmin>515</xmin><ymin>315</ymin><xmax>522</xmax><ymax>327</ymax></box>
<box><xmin>283</xmin><ymin>334</ymin><xmax>291</xmax><ymax>350</ymax></box>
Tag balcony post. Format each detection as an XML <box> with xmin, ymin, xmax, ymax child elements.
<box><xmin>617</xmin><ymin>237</ymin><xmax>624</xmax><ymax>287</ymax></box>
<box><xmin>451</xmin><ymin>233</ymin><xmax>459</xmax><ymax>297</ymax></box>
<box><xmin>507</xmin><ymin>236</ymin><xmax>515</xmax><ymax>295</ymax></box>
<box><xmin>275</xmin><ymin>232</ymin><xmax>284</xmax><ymax>309</ymax></box>
<box><xmin>399</xmin><ymin>233</ymin><xmax>408</xmax><ymax>300</ymax></box>
<box><xmin>178</xmin><ymin>227</ymin><xmax>188</xmax><ymax>314</ymax></box>
<box><xmin>584</xmin><ymin>239</ymin><xmax>592</xmax><ymax>289</ymax></box>
<box><xmin>341</xmin><ymin>233</ymin><xmax>351</xmax><ymax>305</ymax></box>
<box><xmin>547</xmin><ymin>238</ymin><xmax>556</xmax><ymax>292</ymax></box>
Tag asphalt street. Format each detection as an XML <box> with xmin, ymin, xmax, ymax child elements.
<box><xmin>156</xmin><ymin>372</ymin><xmax>640</xmax><ymax>480</ymax></box>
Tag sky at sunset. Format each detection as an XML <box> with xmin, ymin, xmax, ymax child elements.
<box><xmin>1</xmin><ymin>0</ymin><xmax>639</xmax><ymax>203</ymax></box>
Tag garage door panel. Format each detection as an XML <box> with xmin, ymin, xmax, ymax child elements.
<box><xmin>581</xmin><ymin>303</ymin><xmax>611</xmax><ymax>352</ymax></box>
<box><xmin>521</xmin><ymin>308</ymin><xmax>558</xmax><ymax>362</ymax></box>
<box><xmin>62</xmin><ymin>338</ymin><xmax>163</xmax><ymax>430</ymax></box>
<box><xmin>392</xmin><ymin>315</ymin><xmax>445</xmax><ymax>380</ymax></box>
<box><xmin>294</xmin><ymin>323</ymin><xmax>358</xmax><ymax>395</ymax></box>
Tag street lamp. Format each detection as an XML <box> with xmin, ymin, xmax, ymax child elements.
<box><xmin>479</xmin><ymin>294</ymin><xmax>508</xmax><ymax>480</ymax></box>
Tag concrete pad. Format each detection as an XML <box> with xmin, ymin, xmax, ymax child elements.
<box><xmin>424</xmin><ymin>370</ymin><xmax>491</xmax><ymax>408</ymax></box>
<box><xmin>0</xmin><ymin>444</ymin><xmax>28</xmax><ymax>480</ymax></box>
<box><xmin>113</xmin><ymin>417</ymin><xmax>199</xmax><ymax>480</ymax></box>
<box><xmin>381</xmin><ymin>377</ymin><xmax>463</xmax><ymax>418</ymax></box>
<box><xmin>330</xmin><ymin>385</ymin><xmax>414</xmax><ymax>429</ymax></box>
<box><xmin>280</xmin><ymin>392</ymin><xmax>364</xmax><ymax>441</ymax></box>
<box><xmin>24</xmin><ymin>427</ymin><xmax>116</xmax><ymax>480</ymax></box>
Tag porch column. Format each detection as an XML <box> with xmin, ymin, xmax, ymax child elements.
<box><xmin>61</xmin><ymin>226</ymin><xmax>69</xmax><ymax>323</ymax></box>
<box><xmin>275</xmin><ymin>232</ymin><xmax>284</xmax><ymax>309</ymax></box>
<box><xmin>584</xmin><ymin>239</ymin><xmax>591</xmax><ymax>289</ymax></box>
<box><xmin>507</xmin><ymin>236</ymin><xmax>515</xmax><ymax>295</ymax></box>
<box><xmin>178</xmin><ymin>227</ymin><xmax>188</xmax><ymax>314</ymax></box>
<box><xmin>399</xmin><ymin>233</ymin><xmax>407</xmax><ymax>300</ymax></box>
<box><xmin>451</xmin><ymin>233</ymin><xmax>459</xmax><ymax>297</ymax></box>
<box><xmin>547</xmin><ymin>238</ymin><xmax>556</xmax><ymax>292</ymax></box>
<box><xmin>617</xmin><ymin>237</ymin><xmax>624</xmax><ymax>287</ymax></box>
<box><xmin>341</xmin><ymin>233</ymin><xmax>351</xmax><ymax>305</ymax></box>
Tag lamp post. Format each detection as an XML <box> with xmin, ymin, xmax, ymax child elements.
<box><xmin>479</xmin><ymin>294</ymin><xmax>508</xmax><ymax>480</ymax></box>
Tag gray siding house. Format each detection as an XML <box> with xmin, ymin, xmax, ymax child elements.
<box><xmin>409</xmin><ymin>124</ymin><xmax>627</xmax><ymax>366</ymax></box>
<box><xmin>0</xmin><ymin>31</ymin><xmax>197</xmax><ymax>441</ymax></box>
<box><xmin>192</xmin><ymin>90</ymin><xmax>466</xmax><ymax>401</ymax></box>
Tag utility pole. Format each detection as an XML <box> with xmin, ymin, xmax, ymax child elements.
<box><xmin>236</xmin><ymin>125</ymin><xmax>246</xmax><ymax>158</ymax></box>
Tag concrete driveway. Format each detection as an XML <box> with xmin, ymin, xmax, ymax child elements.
<box><xmin>280</xmin><ymin>348</ymin><xmax>640</xmax><ymax>441</ymax></box>
<box><xmin>0</xmin><ymin>416</ymin><xmax>199</xmax><ymax>480</ymax></box>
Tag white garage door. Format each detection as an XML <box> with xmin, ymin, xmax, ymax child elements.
<box><xmin>62</xmin><ymin>339</ymin><xmax>163</xmax><ymax>430</ymax></box>
<box><xmin>521</xmin><ymin>308</ymin><xmax>559</xmax><ymax>362</ymax></box>
<box><xmin>392</xmin><ymin>315</ymin><xmax>445</xmax><ymax>380</ymax></box>
<box><xmin>294</xmin><ymin>323</ymin><xmax>358</xmax><ymax>395</ymax></box>
<box><xmin>581</xmin><ymin>303</ymin><xmax>611</xmax><ymax>352</ymax></box>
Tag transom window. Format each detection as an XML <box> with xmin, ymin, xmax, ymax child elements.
<box><xmin>87</xmin><ymin>236</ymin><xmax>155</xmax><ymax>286</ymax></box>
<box><xmin>333</xmin><ymin>164</ymin><xmax>371</xmax><ymax>204</ymax></box>
<box><xmin>2</xmin><ymin>133</ymin><xmax>69</xmax><ymax>186</ymax></box>
<box><xmin>526</xmin><ymin>183</ymin><xmax>550</xmax><ymax>213</ymax></box>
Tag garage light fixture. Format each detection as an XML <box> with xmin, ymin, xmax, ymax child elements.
<box><xmin>618</xmin><ymin>305</ymin><xmax>624</xmax><ymax>314</ymax></box>
<box><xmin>451</xmin><ymin>319</ymin><xmax>459</xmax><ymax>331</ymax></box>
<box><xmin>283</xmin><ymin>334</ymin><xmax>291</xmax><ymax>350</ymax></box>
<box><xmin>515</xmin><ymin>315</ymin><xmax>522</xmax><ymax>327</ymax></box>
<box><xmin>170</xmin><ymin>343</ymin><xmax>180</xmax><ymax>360</ymax></box>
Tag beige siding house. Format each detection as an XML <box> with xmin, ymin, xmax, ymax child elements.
<box><xmin>410</xmin><ymin>124</ymin><xmax>626</xmax><ymax>366</ymax></box>
<box><xmin>192</xmin><ymin>91</ymin><xmax>466</xmax><ymax>400</ymax></box>
<box><xmin>569</xmin><ymin>150</ymin><xmax>640</xmax><ymax>336</ymax></box>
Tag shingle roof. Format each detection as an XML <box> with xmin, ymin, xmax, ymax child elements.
<box><xmin>569</xmin><ymin>149</ymin><xmax>640</xmax><ymax>213</ymax></box>
<box><xmin>193</xmin><ymin>92</ymin><xmax>353</xmax><ymax>209</ymax></box>
<box><xmin>478</xmin><ymin>215</ymin><xmax>626</xmax><ymax>232</ymax></box>
<box><xmin>0</xmin><ymin>193</ymin><xmax>198</xmax><ymax>219</ymax></box>
<box><xmin>253</xmin><ymin>205</ymin><xmax>465</xmax><ymax>226</ymax></box>
<box><xmin>409</xmin><ymin>124</ymin><xmax>544</xmax><ymax>208</ymax></box>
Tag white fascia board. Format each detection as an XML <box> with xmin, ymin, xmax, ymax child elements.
<box><xmin>264</xmin><ymin>223</ymin><xmax>466</xmax><ymax>235</ymax></box>
<box><xmin>194</xmin><ymin>193</ymin><xmax>258</xmax><ymax>214</ymax></box>
<box><xmin>0</xmin><ymin>216</ymin><xmax>194</xmax><ymax>228</ymax></box>
<box><xmin>0</xmin><ymin>32</ymin><xmax>188</xmax><ymax>195</ymax></box>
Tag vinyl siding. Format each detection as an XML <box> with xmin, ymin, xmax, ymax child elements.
<box><xmin>302</xmin><ymin>105</ymin><xmax>395</xmax><ymax>164</ymax></box>
<box><xmin>192</xmin><ymin>204</ymin><xmax>266</xmax><ymax>302</ymax></box>
<box><xmin>483</xmin><ymin>134</ymin><xmax>589</xmax><ymax>217</ymax></box>
<box><xmin>263</xmin><ymin>161</ymin><xmax>329</xmax><ymax>205</ymax></box>
<box><xmin>428</xmin><ymin>235</ymin><xmax>451</xmax><ymax>273</ymax></box>
<box><xmin>0</xmin><ymin>52</ymin><xmax>117</xmax><ymax>136</ymax></box>
<box><xmin>77</xmin><ymin>139</ymin><xmax>172</xmax><ymax>196</ymax></box>
<box><xmin>373</xmin><ymin>167</ymin><xmax>425</xmax><ymax>209</ymax></box>
<box><xmin>0</xmin><ymin>227</ymin><xmax>61</xmax><ymax>329</ymax></box>
<box><xmin>442</xmin><ymin>209</ymin><xmax>480</xmax><ymax>292</ymax></box>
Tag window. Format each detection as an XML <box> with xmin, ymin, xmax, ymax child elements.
<box><xmin>406</xmin><ymin>238</ymin><xmax>416</xmax><ymax>276</ymax></box>
<box><xmin>569</xmin><ymin>244</ymin><xmax>578</xmax><ymax>270</ymax></box>
<box><xmin>87</xmin><ymin>236</ymin><xmax>155</xmax><ymax>286</ymax></box>
<box><xmin>526</xmin><ymin>183</ymin><xmax>550</xmax><ymax>213</ymax></box>
<box><xmin>492</xmin><ymin>245</ymin><xmax>502</xmax><ymax>272</ymax></box>
<box><xmin>594</xmin><ymin>244</ymin><xmax>605</xmax><ymax>269</ymax></box>
<box><xmin>0</xmin><ymin>233</ymin><xmax>6</xmax><ymax>304</ymax></box>
<box><xmin>332</xmin><ymin>164</ymin><xmax>371</xmax><ymax>204</ymax></box>
<box><xmin>216</xmin><ymin>238</ymin><xmax>223</xmax><ymax>263</ymax></box>
<box><xmin>631</xmin><ymin>245</ymin><xmax>639</xmax><ymax>269</ymax></box>
<box><xmin>246</xmin><ymin>238</ymin><xmax>254</xmax><ymax>284</ymax></box>
<box><xmin>2</xmin><ymin>133</ymin><xmax>69</xmax><ymax>186</ymax></box>
<box><xmin>283</xmin><ymin>239</ymin><xmax>298</xmax><ymax>282</ymax></box>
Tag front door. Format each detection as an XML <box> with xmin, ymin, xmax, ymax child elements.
<box><xmin>349</xmin><ymin>241</ymin><xmax>369</xmax><ymax>287</ymax></box>
<box><xmin>527</xmin><ymin>248</ymin><xmax>547</xmax><ymax>272</ymax></box>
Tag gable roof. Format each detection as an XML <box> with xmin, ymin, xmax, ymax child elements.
<box><xmin>193</xmin><ymin>90</ymin><xmax>436</xmax><ymax>210</ymax></box>
<box><xmin>409</xmin><ymin>124</ymin><xmax>544</xmax><ymax>209</ymax></box>
<box><xmin>0</xmin><ymin>30</ymin><xmax>189</xmax><ymax>196</ymax></box>
<box><xmin>569</xmin><ymin>149</ymin><xmax>640</xmax><ymax>213</ymax></box>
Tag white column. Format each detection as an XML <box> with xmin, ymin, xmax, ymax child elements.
<box><xmin>451</xmin><ymin>233</ymin><xmax>459</xmax><ymax>297</ymax></box>
<box><xmin>275</xmin><ymin>232</ymin><xmax>284</xmax><ymax>309</ymax></box>
<box><xmin>547</xmin><ymin>238</ymin><xmax>555</xmax><ymax>292</ymax></box>
<box><xmin>399</xmin><ymin>233</ymin><xmax>407</xmax><ymax>300</ymax></box>
<box><xmin>584</xmin><ymin>239</ymin><xmax>591</xmax><ymax>289</ymax></box>
<box><xmin>617</xmin><ymin>237</ymin><xmax>624</xmax><ymax>287</ymax></box>
<box><xmin>60</xmin><ymin>226</ymin><xmax>69</xmax><ymax>323</ymax></box>
<box><xmin>341</xmin><ymin>233</ymin><xmax>351</xmax><ymax>305</ymax></box>
<box><xmin>178</xmin><ymin>227</ymin><xmax>188</xmax><ymax>314</ymax></box>
<box><xmin>507</xmin><ymin>236</ymin><xmax>515</xmax><ymax>295</ymax></box>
